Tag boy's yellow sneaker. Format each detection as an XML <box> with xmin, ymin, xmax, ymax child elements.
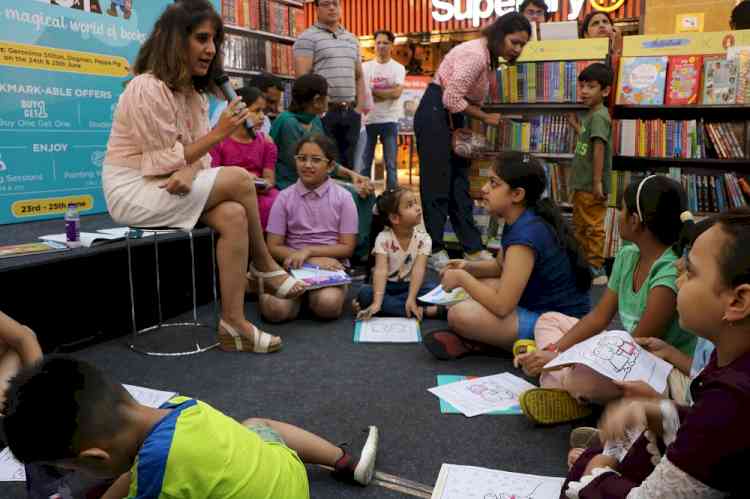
<box><xmin>519</xmin><ymin>388</ymin><xmax>592</xmax><ymax>425</ymax></box>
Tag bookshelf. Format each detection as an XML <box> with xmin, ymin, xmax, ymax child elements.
<box><xmin>605</xmin><ymin>30</ymin><xmax>750</xmax><ymax>258</ymax></box>
<box><xmin>220</xmin><ymin>0</ymin><xmax>305</xmax><ymax>106</ymax></box>
<box><xmin>476</xmin><ymin>38</ymin><xmax>610</xmax><ymax>206</ymax></box>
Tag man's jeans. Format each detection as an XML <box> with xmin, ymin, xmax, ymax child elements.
<box><xmin>362</xmin><ymin>122</ymin><xmax>399</xmax><ymax>189</ymax></box>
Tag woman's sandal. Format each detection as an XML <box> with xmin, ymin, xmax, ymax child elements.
<box><xmin>247</xmin><ymin>263</ymin><xmax>306</xmax><ymax>299</ymax></box>
<box><xmin>218</xmin><ymin>319</ymin><xmax>282</xmax><ymax>353</ymax></box>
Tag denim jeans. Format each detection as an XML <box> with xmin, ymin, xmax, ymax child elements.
<box><xmin>362</xmin><ymin>122</ymin><xmax>399</xmax><ymax>189</ymax></box>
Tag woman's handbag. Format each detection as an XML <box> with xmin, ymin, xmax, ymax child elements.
<box><xmin>448</xmin><ymin>114</ymin><xmax>491</xmax><ymax>160</ymax></box>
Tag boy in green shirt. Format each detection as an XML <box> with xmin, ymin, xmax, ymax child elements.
<box><xmin>569</xmin><ymin>63</ymin><xmax>614</xmax><ymax>285</ymax></box>
<box><xmin>3</xmin><ymin>357</ymin><xmax>379</xmax><ymax>499</ymax></box>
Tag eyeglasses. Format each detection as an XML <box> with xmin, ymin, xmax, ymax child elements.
<box><xmin>294</xmin><ymin>155</ymin><xmax>328</xmax><ymax>166</ymax></box>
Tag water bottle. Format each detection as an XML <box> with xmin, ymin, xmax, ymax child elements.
<box><xmin>64</xmin><ymin>203</ymin><xmax>81</xmax><ymax>248</ymax></box>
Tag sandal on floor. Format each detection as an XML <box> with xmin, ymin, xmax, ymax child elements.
<box><xmin>422</xmin><ymin>329</ymin><xmax>498</xmax><ymax>360</ymax></box>
<box><xmin>218</xmin><ymin>319</ymin><xmax>282</xmax><ymax>353</ymax></box>
<box><xmin>247</xmin><ymin>263</ymin><xmax>306</xmax><ymax>299</ymax></box>
<box><xmin>519</xmin><ymin>388</ymin><xmax>592</xmax><ymax>425</ymax></box>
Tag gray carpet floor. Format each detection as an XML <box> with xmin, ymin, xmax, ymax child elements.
<box><xmin>0</xmin><ymin>282</ymin><xmax>613</xmax><ymax>498</ymax></box>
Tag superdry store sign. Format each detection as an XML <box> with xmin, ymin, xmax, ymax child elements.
<box><xmin>431</xmin><ymin>0</ymin><xmax>627</xmax><ymax>27</ymax></box>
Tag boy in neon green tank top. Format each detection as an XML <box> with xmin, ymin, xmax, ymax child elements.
<box><xmin>3</xmin><ymin>358</ymin><xmax>379</xmax><ymax>499</ymax></box>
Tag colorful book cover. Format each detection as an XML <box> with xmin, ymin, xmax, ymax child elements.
<box><xmin>665</xmin><ymin>55</ymin><xmax>702</xmax><ymax>105</ymax></box>
<box><xmin>702</xmin><ymin>58</ymin><xmax>738</xmax><ymax>105</ymax></box>
<box><xmin>617</xmin><ymin>56</ymin><xmax>668</xmax><ymax>105</ymax></box>
<box><xmin>290</xmin><ymin>264</ymin><xmax>351</xmax><ymax>290</ymax></box>
<box><xmin>0</xmin><ymin>241</ymin><xmax>68</xmax><ymax>259</ymax></box>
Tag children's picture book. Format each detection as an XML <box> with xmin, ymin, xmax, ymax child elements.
<box><xmin>419</xmin><ymin>285</ymin><xmax>468</xmax><ymax>306</ymax></box>
<box><xmin>436</xmin><ymin>375</ymin><xmax>522</xmax><ymax>415</ymax></box>
<box><xmin>428</xmin><ymin>373</ymin><xmax>536</xmax><ymax>417</ymax></box>
<box><xmin>0</xmin><ymin>241</ymin><xmax>69</xmax><ymax>259</ymax></box>
<box><xmin>290</xmin><ymin>264</ymin><xmax>351</xmax><ymax>290</ymax></box>
<box><xmin>617</xmin><ymin>56</ymin><xmax>668</xmax><ymax>105</ymax></box>
<box><xmin>39</xmin><ymin>232</ymin><xmax>125</xmax><ymax>248</ymax></box>
<box><xmin>702</xmin><ymin>56</ymin><xmax>738</xmax><ymax>105</ymax></box>
<box><xmin>728</xmin><ymin>46</ymin><xmax>750</xmax><ymax>104</ymax></box>
<box><xmin>665</xmin><ymin>55</ymin><xmax>702</xmax><ymax>105</ymax></box>
<box><xmin>431</xmin><ymin>464</ymin><xmax>565</xmax><ymax>499</ymax></box>
<box><xmin>543</xmin><ymin>330</ymin><xmax>672</xmax><ymax>392</ymax></box>
<box><xmin>354</xmin><ymin>317</ymin><xmax>421</xmax><ymax>343</ymax></box>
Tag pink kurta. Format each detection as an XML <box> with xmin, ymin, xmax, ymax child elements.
<box><xmin>102</xmin><ymin>74</ymin><xmax>219</xmax><ymax>230</ymax></box>
<box><xmin>433</xmin><ymin>38</ymin><xmax>491</xmax><ymax>114</ymax></box>
<box><xmin>210</xmin><ymin>134</ymin><xmax>279</xmax><ymax>229</ymax></box>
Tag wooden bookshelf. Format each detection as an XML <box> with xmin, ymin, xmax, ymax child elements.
<box><xmin>225</xmin><ymin>24</ymin><xmax>296</xmax><ymax>44</ymax></box>
<box><xmin>614</xmin><ymin>105</ymin><xmax>750</xmax><ymax>121</ymax></box>
<box><xmin>225</xmin><ymin>68</ymin><xmax>295</xmax><ymax>80</ymax></box>
<box><xmin>484</xmin><ymin>103</ymin><xmax>588</xmax><ymax>112</ymax></box>
<box><xmin>614</xmin><ymin>156</ymin><xmax>750</xmax><ymax>173</ymax></box>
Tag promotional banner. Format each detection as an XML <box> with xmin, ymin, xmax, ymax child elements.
<box><xmin>0</xmin><ymin>0</ymin><xmax>220</xmax><ymax>225</ymax></box>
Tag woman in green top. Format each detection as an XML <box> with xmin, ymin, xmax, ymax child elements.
<box><xmin>270</xmin><ymin>74</ymin><xmax>375</xmax><ymax>261</ymax></box>
<box><xmin>515</xmin><ymin>175</ymin><xmax>698</xmax><ymax>423</ymax></box>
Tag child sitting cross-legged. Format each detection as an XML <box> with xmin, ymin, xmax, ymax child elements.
<box><xmin>561</xmin><ymin>207</ymin><xmax>750</xmax><ymax>498</ymax></box>
<box><xmin>263</xmin><ymin>134</ymin><xmax>358</xmax><ymax>322</ymax></box>
<box><xmin>3</xmin><ymin>357</ymin><xmax>379</xmax><ymax>499</ymax></box>
<box><xmin>515</xmin><ymin>176</ymin><xmax>697</xmax><ymax>425</ymax></box>
<box><xmin>422</xmin><ymin>152</ymin><xmax>592</xmax><ymax>360</ymax></box>
<box><xmin>353</xmin><ymin>187</ymin><xmax>444</xmax><ymax>321</ymax></box>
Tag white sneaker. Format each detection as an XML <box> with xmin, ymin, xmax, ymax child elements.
<box><xmin>353</xmin><ymin>426</ymin><xmax>379</xmax><ymax>485</ymax></box>
<box><xmin>464</xmin><ymin>250</ymin><xmax>494</xmax><ymax>262</ymax></box>
<box><xmin>428</xmin><ymin>250</ymin><xmax>450</xmax><ymax>271</ymax></box>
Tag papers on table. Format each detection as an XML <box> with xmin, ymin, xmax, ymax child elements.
<box><xmin>432</xmin><ymin>464</ymin><xmax>565</xmax><ymax>499</ymax></box>
<box><xmin>543</xmin><ymin>330</ymin><xmax>673</xmax><ymax>393</ymax></box>
<box><xmin>0</xmin><ymin>383</ymin><xmax>177</xmax><ymax>482</ymax></box>
<box><xmin>419</xmin><ymin>285</ymin><xmax>468</xmax><ymax>306</ymax></box>
<box><xmin>40</xmin><ymin>232</ymin><xmax>125</xmax><ymax>248</ymax></box>
<box><xmin>428</xmin><ymin>373</ymin><xmax>536</xmax><ymax>417</ymax></box>
<box><xmin>354</xmin><ymin>317</ymin><xmax>421</xmax><ymax>343</ymax></box>
<box><xmin>435</xmin><ymin>375</ymin><xmax>522</xmax><ymax>415</ymax></box>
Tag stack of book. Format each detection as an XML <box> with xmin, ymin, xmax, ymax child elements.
<box><xmin>224</xmin><ymin>35</ymin><xmax>294</xmax><ymax>76</ymax></box>
<box><xmin>613</xmin><ymin>119</ymin><xmax>746</xmax><ymax>159</ymax></box>
<box><xmin>493</xmin><ymin>61</ymin><xmax>598</xmax><ymax>103</ymax></box>
<box><xmin>222</xmin><ymin>0</ymin><xmax>303</xmax><ymax>36</ymax></box>
<box><xmin>486</xmin><ymin>115</ymin><xmax>576</xmax><ymax>154</ymax></box>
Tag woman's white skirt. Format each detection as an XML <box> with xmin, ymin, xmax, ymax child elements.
<box><xmin>102</xmin><ymin>165</ymin><xmax>220</xmax><ymax>230</ymax></box>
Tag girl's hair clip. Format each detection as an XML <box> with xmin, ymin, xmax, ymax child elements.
<box><xmin>680</xmin><ymin>211</ymin><xmax>695</xmax><ymax>223</ymax></box>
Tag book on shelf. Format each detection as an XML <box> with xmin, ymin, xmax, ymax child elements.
<box><xmin>702</xmin><ymin>56</ymin><xmax>738</xmax><ymax>105</ymax></box>
<box><xmin>485</xmin><ymin>114</ymin><xmax>576</xmax><ymax>154</ymax></box>
<box><xmin>223</xmin><ymin>0</ymin><xmax>301</xmax><ymax>38</ymax></box>
<box><xmin>492</xmin><ymin>61</ymin><xmax>598</xmax><ymax>104</ymax></box>
<box><xmin>730</xmin><ymin>47</ymin><xmax>750</xmax><ymax>104</ymax></box>
<box><xmin>613</xmin><ymin>119</ymin><xmax>745</xmax><ymax>159</ymax></box>
<box><xmin>617</xmin><ymin>56</ymin><xmax>668</xmax><ymax>105</ymax></box>
<box><xmin>665</xmin><ymin>55</ymin><xmax>702</xmax><ymax>105</ymax></box>
<box><xmin>224</xmin><ymin>34</ymin><xmax>294</xmax><ymax>76</ymax></box>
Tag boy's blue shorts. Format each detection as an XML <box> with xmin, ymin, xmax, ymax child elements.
<box><xmin>516</xmin><ymin>307</ymin><xmax>541</xmax><ymax>341</ymax></box>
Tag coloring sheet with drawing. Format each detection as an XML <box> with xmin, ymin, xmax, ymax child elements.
<box><xmin>428</xmin><ymin>373</ymin><xmax>536</xmax><ymax>417</ymax></box>
<box><xmin>543</xmin><ymin>330</ymin><xmax>672</xmax><ymax>392</ymax></box>
<box><xmin>0</xmin><ymin>384</ymin><xmax>178</xmax><ymax>482</ymax></box>
<box><xmin>355</xmin><ymin>317</ymin><xmax>421</xmax><ymax>343</ymax></box>
<box><xmin>431</xmin><ymin>464</ymin><xmax>565</xmax><ymax>499</ymax></box>
<box><xmin>419</xmin><ymin>285</ymin><xmax>468</xmax><ymax>306</ymax></box>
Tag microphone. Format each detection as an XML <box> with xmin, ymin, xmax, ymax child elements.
<box><xmin>214</xmin><ymin>74</ymin><xmax>255</xmax><ymax>139</ymax></box>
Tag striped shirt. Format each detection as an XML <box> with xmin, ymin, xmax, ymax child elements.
<box><xmin>294</xmin><ymin>22</ymin><xmax>360</xmax><ymax>103</ymax></box>
<box><xmin>434</xmin><ymin>38</ymin><xmax>491</xmax><ymax>114</ymax></box>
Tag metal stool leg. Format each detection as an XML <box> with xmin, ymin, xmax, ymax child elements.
<box><xmin>127</xmin><ymin>227</ymin><xmax>219</xmax><ymax>356</ymax></box>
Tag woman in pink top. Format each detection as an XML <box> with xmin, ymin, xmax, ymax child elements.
<box><xmin>414</xmin><ymin>12</ymin><xmax>531</xmax><ymax>271</ymax></box>
<box><xmin>210</xmin><ymin>86</ymin><xmax>279</xmax><ymax>230</ymax></box>
<box><xmin>102</xmin><ymin>1</ymin><xmax>304</xmax><ymax>354</ymax></box>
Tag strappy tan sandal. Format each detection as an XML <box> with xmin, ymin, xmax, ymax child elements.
<box><xmin>247</xmin><ymin>263</ymin><xmax>306</xmax><ymax>299</ymax></box>
<box><xmin>218</xmin><ymin>319</ymin><xmax>282</xmax><ymax>353</ymax></box>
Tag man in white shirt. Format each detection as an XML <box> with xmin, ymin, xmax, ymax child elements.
<box><xmin>361</xmin><ymin>30</ymin><xmax>405</xmax><ymax>189</ymax></box>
